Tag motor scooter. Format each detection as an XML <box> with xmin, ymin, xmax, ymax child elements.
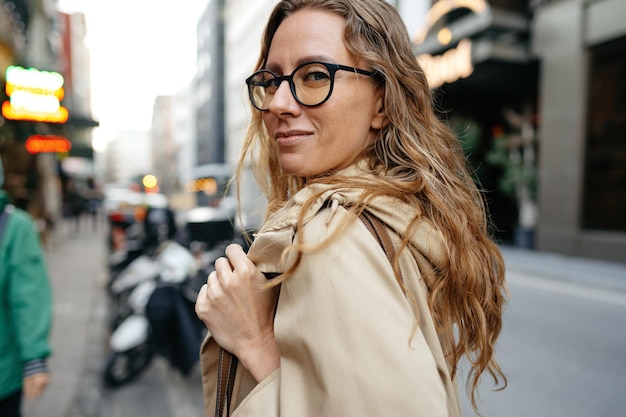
<box><xmin>102</xmin><ymin>203</ymin><xmax>254</xmax><ymax>388</ymax></box>
<box><xmin>103</xmin><ymin>239</ymin><xmax>202</xmax><ymax>387</ymax></box>
<box><xmin>105</xmin><ymin>205</ymin><xmax>177</xmax><ymax>328</ymax></box>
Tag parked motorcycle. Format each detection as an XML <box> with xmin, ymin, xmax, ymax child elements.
<box><xmin>105</xmin><ymin>205</ymin><xmax>178</xmax><ymax>326</ymax></box>
<box><xmin>103</xmin><ymin>239</ymin><xmax>203</xmax><ymax>387</ymax></box>
<box><xmin>102</xmin><ymin>202</ymin><xmax>253</xmax><ymax>388</ymax></box>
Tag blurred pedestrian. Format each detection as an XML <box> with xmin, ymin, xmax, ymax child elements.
<box><xmin>84</xmin><ymin>176</ymin><xmax>102</xmax><ymax>232</ymax></box>
<box><xmin>65</xmin><ymin>178</ymin><xmax>84</xmax><ymax>235</ymax></box>
<box><xmin>195</xmin><ymin>1</ymin><xmax>508</xmax><ymax>416</ymax></box>
<box><xmin>0</xmin><ymin>158</ymin><xmax>53</xmax><ymax>417</ymax></box>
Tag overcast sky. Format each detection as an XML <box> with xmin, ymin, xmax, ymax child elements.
<box><xmin>57</xmin><ymin>0</ymin><xmax>208</xmax><ymax>151</ymax></box>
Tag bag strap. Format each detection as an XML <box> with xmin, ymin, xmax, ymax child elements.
<box><xmin>359</xmin><ymin>210</ymin><xmax>397</xmax><ymax>267</ymax></box>
<box><xmin>360</xmin><ymin>211</ymin><xmax>406</xmax><ymax>295</ymax></box>
<box><xmin>216</xmin><ymin>348</ymin><xmax>238</xmax><ymax>417</ymax></box>
<box><xmin>214</xmin><ymin>210</ymin><xmax>396</xmax><ymax>417</ymax></box>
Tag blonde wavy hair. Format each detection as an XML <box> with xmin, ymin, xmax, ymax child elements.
<box><xmin>235</xmin><ymin>0</ymin><xmax>507</xmax><ymax>411</ymax></box>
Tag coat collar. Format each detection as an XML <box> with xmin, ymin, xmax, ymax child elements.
<box><xmin>248</xmin><ymin>162</ymin><xmax>447</xmax><ymax>277</ymax></box>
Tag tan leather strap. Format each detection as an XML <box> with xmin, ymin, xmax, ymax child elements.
<box><xmin>214</xmin><ymin>210</ymin><xmax>397</xmax><ymax>417</ymax></box>
<box><xmin>359</xmin><ymin>210</ymin><xmax>397</xmax><ymax>267</ymax></box>
<box><xmin>216</xmin><ymin>348</ymin><xmax>238</xmax><ymax>417</ymax></box>
<box><xmin>360</xmin><ymin>211</ymin><xmax>406</xmax><ymax>296</ymax></box>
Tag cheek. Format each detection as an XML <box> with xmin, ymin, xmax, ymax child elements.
<box><xmin>320</xmin><ymin>117</ymin><xmax>371</xmax><ymax>160</ymax></box>
<box><xmin>333</xmin><ymin>109</ymin><xmax>374</xmax><ymax>142</ymax></box>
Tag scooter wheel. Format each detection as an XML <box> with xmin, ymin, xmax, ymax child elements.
<box><xmin>103</xmin><ymin>343</ymin><xmax>154</xmax><ymax>388</ymax></box>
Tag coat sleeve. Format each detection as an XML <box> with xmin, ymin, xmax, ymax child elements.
<box><xmin>232</xmin><ymin>207</ymin><xmax>450</xmax><ymax>417</ymax></box>
<box><xmin>6</xmin><ymin>211</ymin><xmax>53</xmax><ymax>362</ymax></box>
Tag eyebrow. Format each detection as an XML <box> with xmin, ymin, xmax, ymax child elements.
<box><xmin>265</xmin><ymin>55</ymin><xmax>337</xmax><ymax>74</ymax></box>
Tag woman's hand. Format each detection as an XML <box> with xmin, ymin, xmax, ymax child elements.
<box><xmin>196</xmin><ymin>243</ymin><xmax>280</xmax><ymax>382</ymax></box>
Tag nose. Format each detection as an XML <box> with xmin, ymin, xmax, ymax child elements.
<box><xmin>267</xmin><ymin>80</ymin><xmax>300</xmax><ymax>115</ymax></box>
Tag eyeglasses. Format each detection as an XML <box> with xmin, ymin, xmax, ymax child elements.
<box><xmin>245</xmin><ymin>61</ymin><xmax>378</xmax><ymax>111</ymax></box>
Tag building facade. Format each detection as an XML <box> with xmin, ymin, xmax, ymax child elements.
<box><xmin>223</xmin><ymin>0</ymin><xmax>275</xmax><ymax>227</ymax></box>
<box><xmin>1</xmin><ymin>0</ymin><xmax>97</xmax><ymax>230</ymax></box>
<box><xmin>172</xmin><ymin>81</ymin><xmax>197</xmax><ymax>191</ymax></box>
<box><xmin>532</xmin><ymin>0</ymin><xmax>626</xmax><ymax>263</ymax></box>
<box><xmin>192</xmin><ymin>0</ymin><xmax>233</xmax><ymax>207</ymax></box>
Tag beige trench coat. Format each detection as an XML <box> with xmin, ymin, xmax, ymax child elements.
<box><xmin>200</xmin><ymin>165</ymin><xmax>463</xmax><ymax>417</ymax></box>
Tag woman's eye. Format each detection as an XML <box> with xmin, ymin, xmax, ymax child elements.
<box><xmin>303</xmin><ymin>70</ymin><xmax>330</xmax><ymax>82</ymax></box>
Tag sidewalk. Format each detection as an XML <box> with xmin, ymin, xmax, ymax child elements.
<box><xmin>23</xmin><ymin>217</ymin><xmax>108</xmax><ymax>417</ymax></box>
<box><xmin>500</xmin><ymin>245</ymin><xmax>626</xmax><ymax>294</ymax></box>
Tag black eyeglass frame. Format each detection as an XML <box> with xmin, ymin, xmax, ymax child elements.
<box><xmin>245</xmin><ymin>61</ymin><xmax>378</xmax><ymax>111</ymax></box>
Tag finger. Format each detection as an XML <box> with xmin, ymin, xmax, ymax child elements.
<box><xmin>225</xmin><ymin>244</ymin><xmax>255</xmax><ymax>274</ymax></box>
<box><xmin>195</xmin><ymin>284</ymin><xmax>209</xmax><ymax>318</ymax></box>
<box><xmin>197</xmin><ymin>283</ymin><xmax>208</xmax><ymax>300</ymax></box>
<box><xmin>207</xmin><ymin>271</ymin><xmax>220</xmax><ymax>290</ymax></box>
<box><xmin>206</xmin><ymin>268</ymin><xmax>217</xmax><ymax>284</ymax></box>
<box><xmin>214</xmin><ymin>257</ymin><xmax>233</xmax><ymax>276</ymax></box>
<box><xmin>224</xmin><ymin>244</ymin><xmax>246</xmax><ymax>265</ymax></box>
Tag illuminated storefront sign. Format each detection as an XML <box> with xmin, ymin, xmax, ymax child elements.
<box><xmin>2</xmin><ymin>65</ymin><xmax>69</xmax><ymax>123</ymax></box>
<box><xmin>417</xmin><ymin>39</ymin><xmax>473</xmax><ymax>89</ymax></box>
<box><xmin>413</xmin><ymin>0</ymin><xmax>490</xmax><ymax>88</ymax></box>
<box><xmin>413</xmin><ymin>0</ymin><xmax>488</xmax><ymax>44</ymax></box>
<box><xmin>25</xmin><ymin>134</ymin><xmax>72</xmax><ymax>154</ymax></box>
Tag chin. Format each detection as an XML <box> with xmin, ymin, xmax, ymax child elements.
<box><xmin>279</xmin><ymin>158</ymin><xmax>316</xmax><ymax>177</ymax></box>
<box><xmin>281</xmin><ymin>167</ymin><xmax>310</xmax><ymax>177</ymax></box>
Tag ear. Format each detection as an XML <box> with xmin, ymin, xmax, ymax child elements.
<box><xmin>370</xmin><ymin>92</ymin><xmax>388</xmax><ymax>130</ymax></box>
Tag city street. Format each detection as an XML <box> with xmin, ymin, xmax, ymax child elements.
<box><xmin>460</xmin><ymin>267</ymin><xmax>626</xmax><ymax>417</ymax></box>
<box><xmin>4</xmin><ymin>2</ymin><xmax>625</xmax><ymax>417</ymax></box>
<box><xmin>22</xmin><ymin>216</ymin><xmax>626</xmax><ymax>417</ymax></box>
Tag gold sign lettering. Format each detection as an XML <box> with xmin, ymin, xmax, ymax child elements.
<box><xmin>417</xmin><ymin>39</ymin><xmax>473</xmax><ymax>89</ymax></box>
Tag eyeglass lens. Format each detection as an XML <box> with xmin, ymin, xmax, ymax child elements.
<box><xmin>248</xmin><ymin>62</ymin><xmax>334</xmax><ymax>111</ymax></box>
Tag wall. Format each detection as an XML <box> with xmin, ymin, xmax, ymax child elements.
<box><xmin>533</xmin><ymin>0</ymin><xmax>626</xmax><ymax>263</ymax></box>
<box><xmin>224</xmin><ymin>0</ymin><xmax>275</xmax><ymax>229</ymax></box>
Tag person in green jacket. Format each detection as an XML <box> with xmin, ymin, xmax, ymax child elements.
<box><xmin>0</xmin><ymin>158</ymin><xmax>53</xmax><ymax>417</ymax></box>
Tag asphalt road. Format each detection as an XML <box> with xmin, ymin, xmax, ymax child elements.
<box><xmin>460</xmin><ymin>269</ymin><xmax>626</xmax><ymax>417</ymax></box>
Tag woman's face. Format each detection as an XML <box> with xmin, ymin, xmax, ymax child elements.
<box><xmin>262</xmin><ymin>9</ymin><xmax>385</xmax><ymax>178</ymax></box>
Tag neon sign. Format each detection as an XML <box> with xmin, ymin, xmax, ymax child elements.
<box><xmin>2</xmin><ymin>66</ymin><xmax>69</xmax><ymax>123</ymax></box>
<box><xmin>417</xmin><ymin>39</ymin><xmax>473</xmax><ymax>89</ymax></box>
<box><xmin>413</xmin><ymin>0</ymin><xmax>489</xmax><ymax>44</ymax></box>
<box><xmin>25</xmin><ymin>135</ymin><xmax>72</xmax><ymax>154</ymax></box>
<box><xmin>413</xmin><ymin>0</ymin><xmax>490</xmax><ymax>88</ymax></box>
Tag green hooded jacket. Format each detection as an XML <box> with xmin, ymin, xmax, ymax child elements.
<box><xmin>0</xmin><ymin>189</ymin><xmax>52</xmax><ymax>399</ymax></box>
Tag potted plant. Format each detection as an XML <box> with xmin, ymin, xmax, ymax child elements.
<box><xmin>486</xmin><ymin>105</ymin><xmax>538</xmax><ymax>249</ymax></box>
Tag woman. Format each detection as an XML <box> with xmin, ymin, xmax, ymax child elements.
<box><xmin>195</xmin><ymin>1</ymin><xmax>507</xmax><ymax>416</ymax></box>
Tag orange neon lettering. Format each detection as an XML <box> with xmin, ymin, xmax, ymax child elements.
<box><xmin>2</xmin><ymin>101</ymin><xmax>69</xmax><ymax>123</ymax></box>
<box><xmin>25</xmin><ymin>135</ymin><xmax>72</xmax><ymax>154</ymax></box>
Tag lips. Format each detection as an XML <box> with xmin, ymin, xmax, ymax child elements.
<box><xmin>275</xmin><ymin>130</ymin><xmax>312</xmax><ymax>146</ymax></box>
